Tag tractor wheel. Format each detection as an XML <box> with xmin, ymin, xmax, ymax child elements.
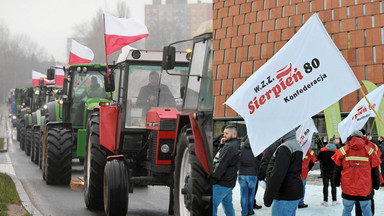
<box><xmin>84</xmin><ymin>110</ymin><xmax>110</xmax><ymax>210</ymax></box>
<box><xmin>103</xmin><ymin>159</ymin><xmax>129</xmax><ymax>216</ymax></box>
<box><xmin>44</xmin><ymin>126</ymin><xmax>72</xmax><ymax>185</ymax></box>
<box><xmin>32</xmin><ymin>128</ymin><xmax>40</xmax><ymax>164</ymax></box>
<box><xmin>173</xmin><ymin>126</ymin><xmax>211</xmax><ymax>216</ymax></box>
<box><xmin>25</xmin><ymin>128</ymin><xmax>32</xmax><ymax>156</ymax></box>
<box><xmin>20</xmin><ymin>127</ymin><xmax>25</xmax><ymax>150</ymax></box>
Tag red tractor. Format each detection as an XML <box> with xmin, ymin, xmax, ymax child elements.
<box><xmin>84</xmin><ymin>30</ymin><xmax>212</xmax><ymax>216</ymax></box>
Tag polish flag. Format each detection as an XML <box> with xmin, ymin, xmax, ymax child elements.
<box><xmin>68</xmin><ymin>40</ymin><xmax>94</xmax><ymax>65</ymax></box>
<box><xmin>55</xmin><ymin>67</ymin><xmax>65</xmax><ymax>87</ymax></box>
<box><xmin>32</xmin><ymin>71</ymin><xmax>53</xmax><ymax>87</ymax></box>
<box><xmin>104</xmin><ymin>13</ymin><xmax>148</xmax><ymax>55</ymax></box>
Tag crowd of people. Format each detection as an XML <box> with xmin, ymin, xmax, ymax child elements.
<box><xmin>212</xmin><ymin>125</ymin><xmax>384</xmax><ymax>216</ymax></box>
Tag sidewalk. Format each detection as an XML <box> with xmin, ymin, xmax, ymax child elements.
<box><xmin>217</xmin><ymin>170</ymin><xmax>384</xmax><ymax>216</ymax></box>
<box><xmin>0</xmin><ymin>111</ymin><xmax>42</xmax><ymax>215</ymax></box>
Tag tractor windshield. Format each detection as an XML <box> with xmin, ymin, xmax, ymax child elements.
<box><xmin>125</xmin><ymin>65</ymin><xmax>188</xmax><ymax>128</ymax></box>
<box><xmin>70</xmin><ymin>70</ymin><xmax>108</xmax><ymax>126</ymax></box>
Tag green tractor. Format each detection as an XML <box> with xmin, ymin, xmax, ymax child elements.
<box><xmin>16</xmin><ymin>87</ymin><xmax>34</xmax><ymax>152</ymax></box>
<box><xmin>41</xmin><ymin>64</ymin><xmax>111</xmax><ymax>185</ymax></box>
<box><xmin>30</xmin><ymin>78</ymin><xmax>58</xmax><ymax>164</ymax></box>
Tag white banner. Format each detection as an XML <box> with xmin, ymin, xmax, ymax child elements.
<box><xmin>296</xmin><ymin>118</ymin><xmax>318</xmax><ymax>159</ymax></box>
<box><xmin>225</xmin><ymin>13</ymin><xmax>360</xmax><ymax>156</ymax></box>
<box><xmin>338</xmin><ymin>84</ymin><xmax>384</xmax><ymax>142</ymax></box>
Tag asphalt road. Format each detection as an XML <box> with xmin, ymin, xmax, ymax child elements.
<box><xmin>6</xmin><ymin>117</ymin><xmax>170</xmax><ymax>216</ymax></box>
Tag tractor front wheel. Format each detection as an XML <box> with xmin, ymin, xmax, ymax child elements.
<box><xmin>173</xmin><ymin>126</ymin><xmax>211</xmax><ymax>216</ymax></box>
<box><xmin>44</xmin><ymin>126</ymin><xmax>72</xmax><ymax>185</ymax></box>
<box><xmin>19</xmin><ymin>127</ymin><xmax>25</xmax><ymax>150</ymax></box>
<box><xmin>32</xmin><ymin>127</ymin><xmax>40</xmax><ymax>164</ymax></box>
<box><xmin>84</xmin><ymin>110</ymin><xmax>110</xmax><ymax>210</ymax></box>
<box><xmin>103</xmin><ymin>159</ymin><xmax>129</xmax><ymax>216</ymax></box>
<box><xmin>25</xmin><ymin>128</ymin><xmax>32</xmax><ymax>156</ymax></box>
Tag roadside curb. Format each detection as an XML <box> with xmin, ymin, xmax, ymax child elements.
<box><xmin>0</xmin><ymin>116</ymin><xmax>42</xmax><ymax>215</ymax></box>
<box><xmin>9</xmin><ymin>172</ymin><xmax>43</xmax><ymax>216</ymax></box>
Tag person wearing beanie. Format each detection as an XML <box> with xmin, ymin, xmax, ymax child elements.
<box><xmin>317</xmin><ymin>139</ymin><xmax>338</xmax><ymax>206</ymax></box>
<box><xmin>332</xmin><ymin>130</ymin><xmax>381</xmax><ymax>216</ymax></box>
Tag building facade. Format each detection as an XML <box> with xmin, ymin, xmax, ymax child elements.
<box><xmin>213</xmin><ymin>0</ymin><xmax>384</xmax><ymax>138</ymax></box>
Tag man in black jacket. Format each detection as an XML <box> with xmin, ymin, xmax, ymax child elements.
<box><xmin>263</xmin><ymin>129</ymin><xmax>303</xmax><ymax>215</ymax></box>
<box><xmin>212</xmin><ymin>125</ymin><xmax>240</xmax><ymax>216</ymax></box>
<box><xmin>238</xmin><ymin>135</ymin><xmax>263</xmax><ymax>216</ymax></box>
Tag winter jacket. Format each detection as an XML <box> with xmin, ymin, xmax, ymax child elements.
<box><xmin>301</xmin><ymin>148</ymin><xmax>317</xmax><ymax>180</ymax></box>
<box><xmin>213</xmin><ymin>138</ymin><xmax>240</xmax><ymax>188</ymax></box>
<box><xmin>239</xmin><ymin>137</ymin><xmax>262</xmax><ymax>176</ymax></box>
<box><xmin>317</xmin><ymin>143</ymin><xmax>337</xmax><ymax>178</ymax></box>
<box><xmin>213</xmin><ymin>134</ymin><xmax>223</xmax><ymax>156</ymax></box>
<box><xmin>263</xmin><ymin>130</ymin><xmax>303</xmax><ymax>207</ymax></box>
<box><xmin>258</xmin><ymin>139</ymin><xmax>284</xmax><ymax>181</ymax></box>
<box><xmin>332</xmin><ymin>136</ymin><xmax>381</xmax><ymax>200</ymax></box>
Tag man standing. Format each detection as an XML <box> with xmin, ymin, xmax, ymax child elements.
<box><xmin>263</xmin><ymin>129</ymin><xmax>303</xmax><ymax>216</ymax></box>
<box><xmin>238</xmin><ymin>135</ymin><xmax>262</xmax><ymax>216</ymax></box>
<box><xmin>212</xmin><ymin>125</ymin><xmax>240</xmax><ymax>216</ymax></box>
<box><xmin>332</xmin><ymin>130</ymin><xmax>381</xmax><ymax>216</ymax></box>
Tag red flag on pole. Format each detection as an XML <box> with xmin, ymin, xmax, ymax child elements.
<box><xmin>103</xmin><ymin>13</ymin><xmax>148</xmax><ymax>55</ymax></box>
<box><xmin>68</xmin><ymin>40</ymin><xmax>94</xmax><ymax>65</ymax></box>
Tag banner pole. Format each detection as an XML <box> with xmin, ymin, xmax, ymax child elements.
<box><xmin>359</xmin><ymin>88</ymin><xmax>384</xmax><ymax>129</ymax></box>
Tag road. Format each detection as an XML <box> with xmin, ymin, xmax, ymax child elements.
<box><xmin>4</xmin><ymin>110</ymin><xmax>170</xmax><ymax>216</ymax></box>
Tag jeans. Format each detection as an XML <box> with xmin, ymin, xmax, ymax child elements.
<box><xmin>322</xmin><ymin>176</ymin><xmax>336</xmax><ymax>201</ymax></box>
<box><xmin>238</xmin><ymin>175</ymin><xmax>257</xmax><ymax>215</ymax></box>
<box><xmin>212</xmin><ymin>184</ymin><xmax>235</xmax><ymax>216</ymax></box>
<box><xmin>342</xmin><ymin>199</ymin><xmax>372</xmax><ymax>216</ymax></box>
<box><xmin>298</xmin><ymin>179</ymin><xmax>307</xmax><ymax>205</ymax></box>
<box><xmin>271</xmin><ymin>199</ymin><xmax>300</xmax><ymax>216</ymax></box>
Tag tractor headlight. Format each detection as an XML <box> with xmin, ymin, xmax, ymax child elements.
<box><xmin>12</xmin><ymin>115</ymin><xmax>16</xmax><ymax>119</ymax></box>
<box><xmin>160</xmin><ymin>144</ymin><xmax>170</xmax><ymax>154</ymax></box>
<box><xmin>44</xmin><ymin>104</ymin><xmax>48</xmax><ymax>109</ymax></box>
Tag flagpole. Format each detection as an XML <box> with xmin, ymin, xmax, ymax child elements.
<box><xmin>317</xmin><ymin>133</ymin><xmax>325</xmax><ymax>147</ymax></box>
<box><xmin>103</xmin><ymin>13</ymin><xmax>110</xmax><ymax>84</ymax></box>
<box><xmin>369</xmin><ymin>119</ymin><xmax>376</xmax><ymax>136</ymax></box>
<box><xmin>359</xmin><ymin>88</ymin><xmax>384</xmax><ymax>129</ymax></box>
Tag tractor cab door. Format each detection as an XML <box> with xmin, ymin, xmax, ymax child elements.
<box><xmin>183</xmin><ymin>34</ymin><xmax>213</xmax><ymax>113</ymax></box>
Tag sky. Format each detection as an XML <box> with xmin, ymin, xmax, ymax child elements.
<box><xmin>0</xmin><ymin>0</ymin><xmax>210</xmax><ymax>64</ymax></box>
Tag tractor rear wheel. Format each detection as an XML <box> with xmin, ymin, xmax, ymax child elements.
<box><xmin>84</xmin><ymin>110</ymin><xmax>110</xmax><ymax>210</ymax></box>
<box><xmin>44</xmin><ymin>126</ymin><xmax>72</xmax><ymax>185</ymax></box>
<box><xmin>25</xmin><ymin>128</ymin><xmax>32</xmax><ymax>156</ymax></box>
<box><xmin>103</xmin><ymin>159</ymin><xmax>129</xmax><ymax>216</ymax></box>
<box><xmin>174</xmin><ymin>126</ymin><xmax>211</xmax><ymax>216</ymax></box>
<box><xmin>32</xmin><ymin>127</ymin><xmax>40</xmax><ymax>164</ymax></box>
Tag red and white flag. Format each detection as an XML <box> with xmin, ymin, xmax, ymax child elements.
<box><xmin>225</xmin><ymin>13</ymin><xmax>361</xmax><ymax>156</ymax></box>
<box><xmin>104</xmin><ymin>13</ymin><xmax>148</xmax><ymax>55</ymax></box>
<box><xmin>338</xmin><ymin>84</ymin><xmax>384</xmax><ymax>142</ymax></box>
<box><xmin>32</xmin><ymin>71</ymin><xmax>53</xmax><ymax>87</ymax></box>
<box><xmin>55</xmin><ymin>67</ymin><xmax>65</xmax><ymax>87</ymax></box>
<box><xmin>296</xmin><ymin>119</ymin><xmax>318</xmax><ymax>159</ymax></box>
<box><xmin>68</xmin><ymin>40</ymin><xmax>94</xmax><ymax>65</ymax></box>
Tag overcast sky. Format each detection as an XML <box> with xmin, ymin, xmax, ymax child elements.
<box><xmin>0</xmin><ymin>0</ymin><xmax>210</xmax><ymax>64</ymax></box>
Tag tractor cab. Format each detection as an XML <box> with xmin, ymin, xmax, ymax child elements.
<box><xmin>65</xmin><ymin>65</ymin><xmax>110</xmax><ymax>126</ymax></box>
